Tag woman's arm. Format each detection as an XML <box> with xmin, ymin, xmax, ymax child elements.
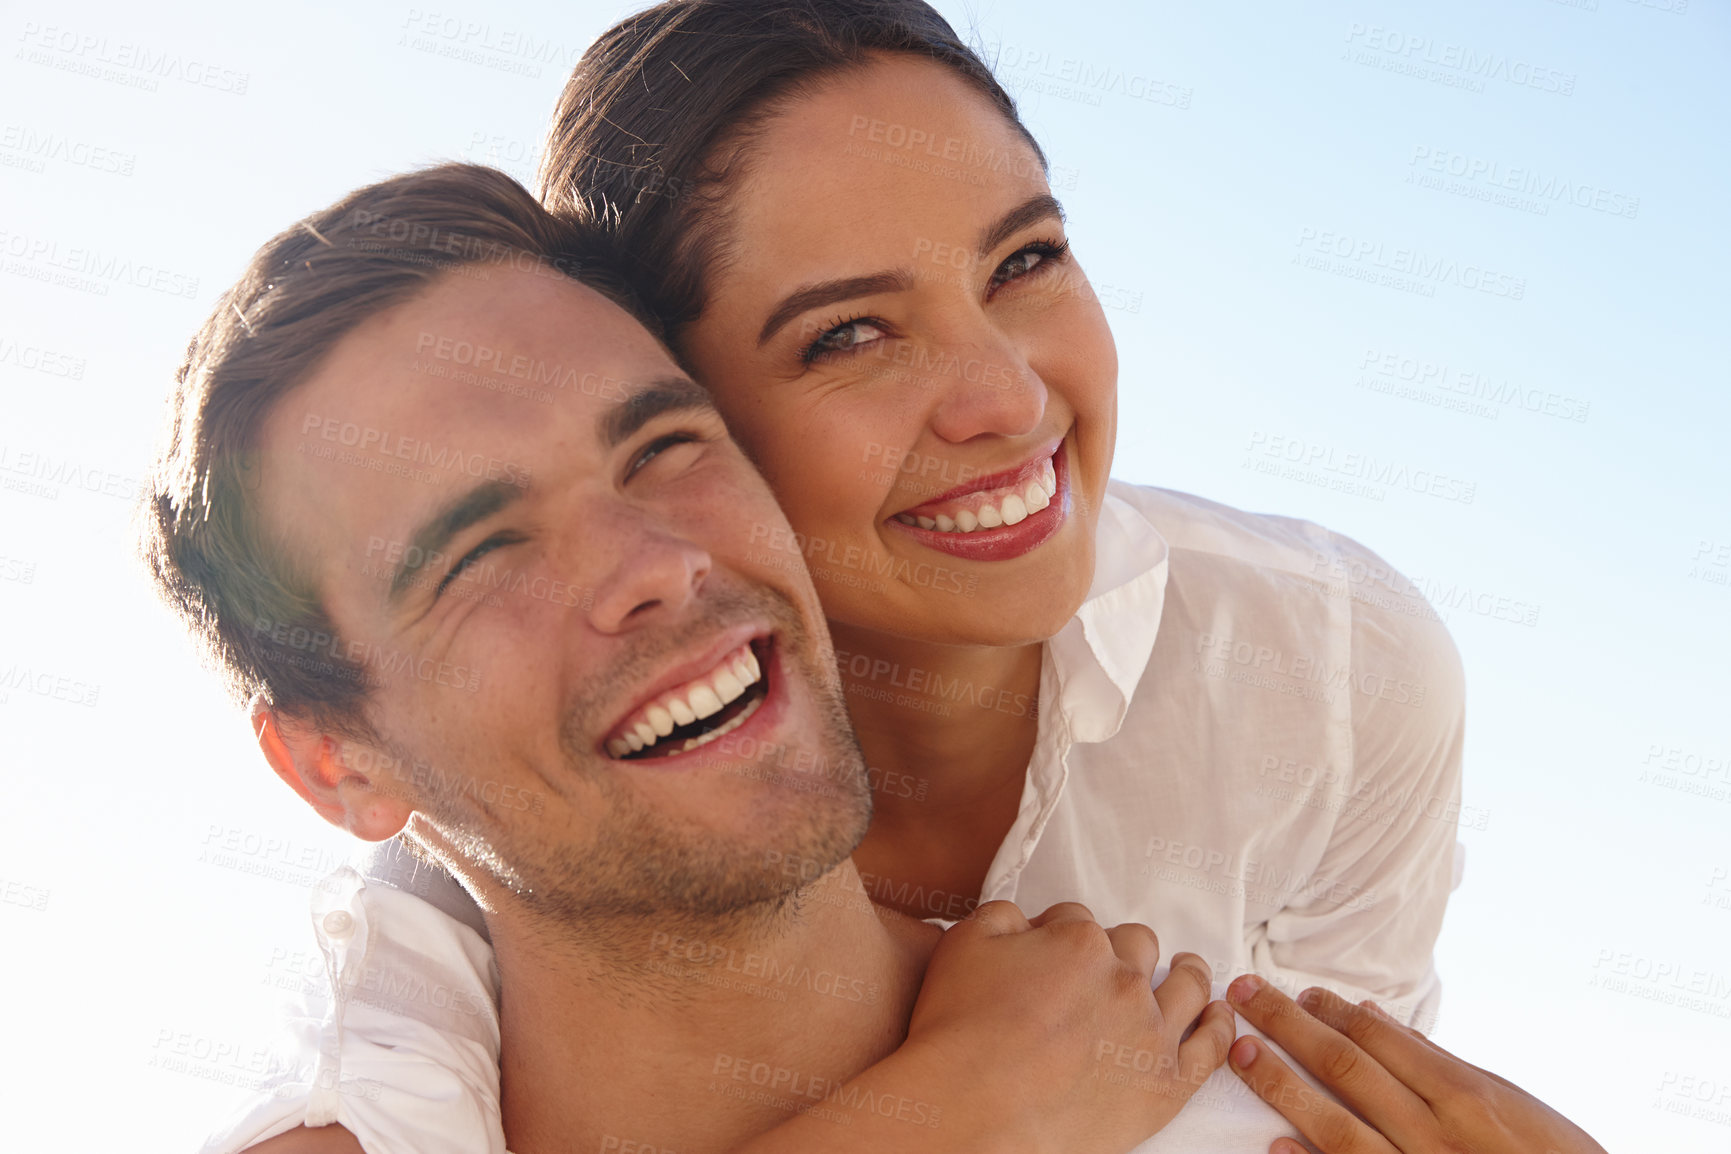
<box><xmin>1224</xmin><ymin>976</ymin><xmax>1608</xmax><ymax>1154</ymax></box>
<box><xmin>241</xmin><ymin>903</ymin><xmax>1234</xmax><ymax>1154</ymax></box>
<box><xmin>1252</xmin><ymin>536</ymin><xmax>1468</xmax><ymax>1026</ymax></box>
<box><xmin>734</xmin><ymin>902</ymin><xmax>1235</xmax><ymax>1154</ymax></box>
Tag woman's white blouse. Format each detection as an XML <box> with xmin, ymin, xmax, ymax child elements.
<box><xmin>202</xmin><ymin>481</ymin><xmax>1465</xmax><ymax>1153</ymax></box>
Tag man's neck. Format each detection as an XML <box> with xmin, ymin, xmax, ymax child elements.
<box><xmin>490</xmin><ymin>860</ymin><xmax>941</xmax><ymax>1154</ymax></box>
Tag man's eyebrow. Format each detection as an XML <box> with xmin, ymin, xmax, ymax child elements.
<box><xmin>388</xmin><ymin>480</ymin><xmax>524</xmax><ymax>603</ymax></box>
<box><xmin>754</xmin><ymin>194</ymin><xmax>1066</xmax><ymax>349</ymax></box>
<box><xmin>600</xmin><ymin>376</ymin><xmax>717</xmax><ymax>449</ymax></box>
<box><xmin>757</xmin><ymin>271</ymin><xmax>914</xmax><ymax>347</ymax></box>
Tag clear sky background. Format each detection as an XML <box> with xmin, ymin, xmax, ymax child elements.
<box><xmin>1</xmin><ymin>0</ymin><xmax>1726</xmax><ymax>1150</ymax></box>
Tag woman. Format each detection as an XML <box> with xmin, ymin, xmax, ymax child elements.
<box><xmin>225</xmin><ymin>1</ymin><xmax>1599</xmax><ymax>1151</ymax></box>
<box><xmin>537</xmin><ymin>0</ymin><xmax>1461</xmax><ymax>1015</ymax></box>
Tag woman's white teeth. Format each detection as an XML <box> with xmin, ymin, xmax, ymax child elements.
<box><xmin>1024</xmin><ymin>478</ymin><xmax>1050</xmax><ymax>513</ymax></box>
<box><xmin>610</xmin><ymin>642</ymin><xmax>765</xmax><ymax>757</ymax></box>
<box><xmin>895</xmin><ymin>458</ymin><xmax>1058</xmax><ymax>534</ymax></box>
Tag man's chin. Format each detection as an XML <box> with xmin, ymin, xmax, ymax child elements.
<box><xmin>498</xmin><ymin>768</ymin><xmax>870</xmax><ymax>939</ymax></box>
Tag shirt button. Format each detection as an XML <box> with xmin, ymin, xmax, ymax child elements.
<box><xmin>322</xmin><ymin>910</ymin><xmax>354</xmax><ymax>938</ymax></box>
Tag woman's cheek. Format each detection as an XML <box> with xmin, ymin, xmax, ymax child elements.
<box><xmin>1036</xmin><ymin>287</ymin><xmax>1118</xmax><ymax>498</ymax></box>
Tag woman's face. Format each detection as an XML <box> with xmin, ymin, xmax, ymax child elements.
<box><xmin>681</xmin><ymin>54</ymin><xmax>1118</xmax><ymax>648</ymax></box>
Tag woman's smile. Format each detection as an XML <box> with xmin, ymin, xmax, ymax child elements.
<box><xmin>886</xmin><ymin>439</ymin><xmax>1069</xmax><ymax>562</ymax></box>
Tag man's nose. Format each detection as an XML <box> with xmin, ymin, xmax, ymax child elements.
<box><xmin>586</xmin><ymin>516</ymin><xmax>714</xmax><ymax>634</ymax></box>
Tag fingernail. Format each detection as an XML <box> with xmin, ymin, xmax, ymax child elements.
<box><xmin>1297</xmin><ymin>988</ymin><xmax>1323</xmax><ymax>1010</ymax></box>
<box><xmin>1228</xmin><ymin>974</ymin><xmax>1264</xmax><ymax>1005</ymax></box>
<box><xmin>1360</xmin><ymin>998</ymin><xmax>1392</xmax><ymax>1020</ymax></box>
<box><xmin>1230</xmin><ymin>1036</ymin><xmax>1259</xmax><ymax>1067</ymax></box>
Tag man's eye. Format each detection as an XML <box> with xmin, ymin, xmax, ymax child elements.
<box><xmin>801</xmin><ymin>317</ymin><xmax>888</xmax><ymax>364</ymax></box>
<box><xmin>627</xmin><ymin>432</ymin><xmax>701</xmax><ymax>479</ymax></box>
<box><xmin>436</xmin><ymin>535</ymin><xmax>518</xmax><ymax>597</ymax></box>
<box><xmin>988</xmin><ymin>238</ymin><xmax>1071</xmax><ymax>294</ymax></box>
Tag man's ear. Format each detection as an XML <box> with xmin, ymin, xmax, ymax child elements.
<box><xmin>249</xmin><ymin>695</ymin><xmax>412</xmax><ymax>842</ymax></box>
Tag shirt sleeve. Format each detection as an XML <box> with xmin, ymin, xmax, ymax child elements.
<box><xmin>198</xmin><ymin>865</ymin><xmax>507</xmax><ymax>1154</ymax></box>
<box><xmin>1249</xmin><ymin>536</ymin><xmax>1467</xmax><ymax>1030</ymax></box>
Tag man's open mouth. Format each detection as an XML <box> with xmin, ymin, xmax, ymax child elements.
<box><xmin>605</xmin><ymin>638</ymin><xmax>772</xmax><ymax>760</ymax></box>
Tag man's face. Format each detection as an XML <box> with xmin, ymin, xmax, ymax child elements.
<box><xmin>254</xmin><ymin>265</ymin><xmax>870</xmax><ymax>931</ymax></box>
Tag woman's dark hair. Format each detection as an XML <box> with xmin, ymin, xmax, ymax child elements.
<box><xmin>539</xmin><ymin>0</ymin><xmax>1044</xmax><ymax>345</ymax></box>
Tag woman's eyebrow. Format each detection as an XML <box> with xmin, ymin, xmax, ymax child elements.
<box><xmin>757</xmin><ymin>270</ymin><xmax>913</xmax><ymax>347</ymax></box>
<box><xmin>755</xmin><ymin>193</ymin><xmax>1068</xmax><ymax>348</ymax></box>
<box><xmin>979</xmin><ymin>193</ymin><xmax>1065</xmax><ymax>257</ymax></box>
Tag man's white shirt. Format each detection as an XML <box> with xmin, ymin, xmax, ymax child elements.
<box><xmin>202</xmin><ymin>481</ymin><xmax>1466</xmax><ymax>1153</ymax></box>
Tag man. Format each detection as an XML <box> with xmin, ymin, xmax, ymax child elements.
<box><xmin>146</xmin><ymin>164</ymin><xmax>1290</xmax><ymax>1154</ymax></box>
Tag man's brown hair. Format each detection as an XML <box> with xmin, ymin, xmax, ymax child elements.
<box><xmin>138</xmin><ymin>163</ymin><xmax>641</xmax><ymax>736</ymax></box>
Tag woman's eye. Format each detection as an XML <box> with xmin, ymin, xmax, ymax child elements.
<box><xmin>801</xmin><ymin>318</ymin><xmax>888</xmax><ymax>364</ymax></box>
<box><xmin>988</xmin><ymin>239</ymin><xmax>1070</xmax><ymax>294</ymax></box>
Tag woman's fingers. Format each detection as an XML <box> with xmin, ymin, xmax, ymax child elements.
<box><xmin>1152</xmin><ymin>951</ymin><xmax>1214</xmax><ymax>1026</ymax></box>
<box><xmin>1175</xmin><ymin>998</ymin><xmax>1237</xmax><ymax>1086</ymax></box>
<box><xmin>1026</xmin><ymin>900</ymin><xmax>1097</xmax><ymax>929</ymax></box>
<box><xmin>1105</xmin><ymin>921</ymin><xmax>1161</xmax><ymax>979</ymax></box>
<box><xmin>1296</xmin><ymin>987</ymin><xmax>1460</xmax><ymax>1100</ymax></box>
<box><xmin>1226</xmin><ymin>976</ymin><xmax>1431</xmax><ymax>1146</ymax></box>
<box><xmin>962</xmin><ymin>899</ymin><xmax>1034</xmax><ymax>937</ymax></box>
<box><xmin>1228</xmin><ymin>1032</ymin><xmax>1398</xmax><ymax>1154</ymax></box>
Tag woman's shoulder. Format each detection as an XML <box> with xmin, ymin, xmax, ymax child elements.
<box><xmin>1106</xmin><ymin>479</ymin><xmax>1376</xmax><ymax>579</ymax></box>
<box><xmin>1106</xmin><ymin>480</ymin><xmax>1464</xmax><ymax>705</ymax></box>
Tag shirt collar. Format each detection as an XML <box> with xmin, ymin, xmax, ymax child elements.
<box><xmin>1047</xmin><ymin>484</ymin><xmax>1169</xmax><ymax>744</ymax></box>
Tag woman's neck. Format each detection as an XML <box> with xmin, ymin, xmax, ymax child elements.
<box><xmin>826</xmin><ymin>620</ymin><xmax>1044</xmax><ymax>919</ymax></box>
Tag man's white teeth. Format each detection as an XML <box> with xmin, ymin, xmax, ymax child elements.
<box><xmin>713</xmin><ymin>667</ymin><xmax>746</xmax><ymax>705</ymax></box>
<box><xmin>608</xmin><ymin>642</ymin><xmax>764</xmax><ymax>758</ymax></box>
<box><xmin>689</xmin><ymin>684</ymin><xmax>723</xmax><ymax>718</ymax></box>
<box><xmin>893</xmin><ymin>457</ymin><xmax>1059</xmax><ymax>534</ymax></box>
<box><xmin>676</xmin><ymin>694</ymin><xmax>762</xmax><ymax>753</ymax></box>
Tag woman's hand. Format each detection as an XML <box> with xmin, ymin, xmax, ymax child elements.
<box><xmin>1225</xmin><ymin>976</ymin><xmax>1608</xmax><ymax>1154</ymax></box>
<box><xmin>900</xmin><ymin>900</ymin><xmax>1236</xmax><ymax>1152</ymax></box>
